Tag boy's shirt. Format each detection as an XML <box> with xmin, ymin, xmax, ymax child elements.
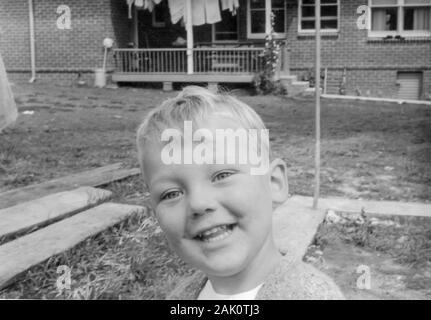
<box><xmin>167</xmin><ymin>253</ymin><xmax>345</xmax><ymax>300</ymax></box>
<box><xmin>198</xmin><ymin>281</ymin><xmax>264</xmax><ymax>300</ymax></box>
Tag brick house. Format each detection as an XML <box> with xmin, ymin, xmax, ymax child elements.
<box><xmin>0</xmin><ymin>0</ymin><xmax>430</xmax><ymax>99</ymax></box>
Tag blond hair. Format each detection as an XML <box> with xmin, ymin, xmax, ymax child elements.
<box><xmin>136</xmin><ymin>86</ymin><xmax>270</xmax><ymax>169</ymax></box>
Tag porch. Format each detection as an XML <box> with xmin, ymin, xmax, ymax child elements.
<box><xmin>111</xmin><ymin>44</ymin><xmax>294</xmax><ymax>91</ymax></box>
<box><xmin>112</xmin><ymin>46</ymin><xmax>265</xmax><ymax>86</ymax></box>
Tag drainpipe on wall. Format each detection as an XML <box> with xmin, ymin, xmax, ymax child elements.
<box><xmin>28</xmin><ymin>0</ymin><xmax>36</xmax><ymax>83</ymax></box>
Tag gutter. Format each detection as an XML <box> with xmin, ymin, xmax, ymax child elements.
<box><xmin>28</xmin><ymin>0</ymin><xmax>36</xmax><ymax>83</ymax></box>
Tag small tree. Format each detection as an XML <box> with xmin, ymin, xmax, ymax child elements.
<box><xmin>253</xmin><ymin>13</ymin><xmax>285</xmax><ymax>95</ymax></box>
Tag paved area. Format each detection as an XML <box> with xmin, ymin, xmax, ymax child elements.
<box><xmin>273</xmin><ymin>196</ymin><xmax>327</xmax><ymax>259</ymax></box>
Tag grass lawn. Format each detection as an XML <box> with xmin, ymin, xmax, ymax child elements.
<box><xmin>0</xmin><ymin>83</ymin><xmax>430</xmax><ymax>299</ymax></box>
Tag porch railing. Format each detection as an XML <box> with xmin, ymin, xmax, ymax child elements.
<box><xmin>113</xmin><ymin>47</ymin><xmax>266</xmax><ymax>74</ymax></box>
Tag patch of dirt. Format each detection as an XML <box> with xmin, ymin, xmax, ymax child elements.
<box><xmin>306</xmin><ymin>213</ymin><xmax>431</xmax><ymax>300</ymax></box>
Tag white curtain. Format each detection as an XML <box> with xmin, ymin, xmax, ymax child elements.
<box><xmin>372</xmin><ymin>9</ymin><xmax>388</xmax><ymax>30</ymax></box>
<box><xmin>413</xmin><ymin>7</ymin><xmax>431</xmax><ymax>30</ymax></box>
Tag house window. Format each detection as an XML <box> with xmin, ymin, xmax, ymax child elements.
<box><xmin>298</xmin><ymin>0</ymin><xmax>339</xmax><ymax>33</ymax></box>
<box><xmin>369</xmin><ymin>0</ymin><xmax>431</xmax><ymax>37</ymax></box>
<box><xmin>152</xmin><ymin>2</ymin><xmax>166</xmax><ymax>28</ymax></box>
<box><xmin>213</xmin><ymin>9</ymin><xmax>239</xmax><ymax>41</ymax></box>
<box><xmin>247</xmin><ymin>0</ymin><xmax>286</xmax><ymax>38</ymax></box>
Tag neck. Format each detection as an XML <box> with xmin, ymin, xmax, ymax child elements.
<box><xmin>207</xmin><ymin>235</ymin><xmax>282</xmax><ymax>295</ymax></box>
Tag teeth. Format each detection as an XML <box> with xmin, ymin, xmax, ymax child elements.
<box><xmin>197</xmin><ymin>224</ymin><xmax>234</xmax><ymax>242</ymax></box>
<box><xmin>204</xmin><ymin>229</ymin><xmax>231</xmax><ymax>242</ymax></box>
<box><xmin>201</xmin><ymin>225</ymin><xmax>227</xmax><ymax>237</ymax></box>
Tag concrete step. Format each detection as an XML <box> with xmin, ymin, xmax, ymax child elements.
<box><xmin>291</xmin><ymin>81</ymin><xmax>310</xmax><ymax>88</ymax></box>
<box><xmin>285</xmin><ymin>81</ymin><xmax>311</xmax><ymax>97</ymax></box>
<box><xmin>300</xmin><ymin>87</ymin><xmax>323</xmax><ymax>96</ymax></box>
<box><xmin>279</xmin><ymin>75</ymin><xmax>298</xmax><ymax>85</ymax></box>
<box><xmin>279</xmin><ymin>75</ymin><xmax>315</xmax><ymax>97</ymax></box>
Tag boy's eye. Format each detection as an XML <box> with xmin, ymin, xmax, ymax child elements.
<box><xmin>212</xmin><ymin>170</ymin><xmax>235</xmax><ymax>182</ymax></box>
<box><xmin>160</xmin><ymin>190</ymin><xmax>182</xmax><ymax>201</ymax></box>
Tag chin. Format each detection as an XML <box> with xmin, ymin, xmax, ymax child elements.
<box><xmin>196</xmin><ymin>251</ymin><xmax>250</xmax><ymax>277</ymax></box>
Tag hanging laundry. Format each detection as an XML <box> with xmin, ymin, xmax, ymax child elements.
<box><xmin>205</xmin><ymin>0</ymin><xmax>221</xmax><ymax>24</ymax></box>
<box><xmin>127</xmin><ymin>0</ymin><xmax>134</xmax><ymax>19</ymax></box>
<box><xmin>142</xmin><ymin>0</ymin><xmax>162</xmax><ymax>11</ymax></box>
<box><xmin>127</xmin><ymin>0</ymin><xmax>163</xmax><ymax>18</ymax></box>
<box><xmin>146</xmin><ymin>0</ymin><xmax>162</xmax><ymax>11</ymax></box>
<box><xmin>191</xmin><ymin>0</ymin><xmax>205</xmax><ymax>25</ymax></box>
<box><xmin>168</xmin><ymin>0</ymin><xmax>185</xmax><ymax>24</ymax></box>
<box><xmin>168</xmin><ymin>0</ymin><xmax>224</xmax><ymax>25</ymax></box>
<box><xmin>144</xmin><ymin>0</ymin><xmax>154</xmax><ymax>12</ymax></box>
<box><xmin>221</xmin><ymin>0</ymin><xmax>239</xmax><ymax>15</ymax></box>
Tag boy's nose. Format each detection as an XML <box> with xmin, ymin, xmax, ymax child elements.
<box><xmin>188</xmin><ymin>188</ymin><xmax>218</xmax><ymax>218</ymax></box>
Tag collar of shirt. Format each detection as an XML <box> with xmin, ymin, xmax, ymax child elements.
<box><xmin>197</xmin><ymin>280</ymin><xmax>264</xmax><ymax>300</ymax></box>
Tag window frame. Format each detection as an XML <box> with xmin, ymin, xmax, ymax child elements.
<box><xmin>298</xmin><ymin>0</ymin><xmax>340</xmax><ymax>35</ymax></box>
<box><xmin>212</xmin><ymin>10</ymin><xmax>240</xmax><ymax>42</ymax></box>
<box><xmin>247</xmin><ymin>0</ymin><xmax>287</xmax><ymax>39</ymax></box>
<box><xmin>368</xmin><ymin>0</ymin><xmax>431</xmax><ymax>38</ymax></box>
<box><xmin>151</xmin><ymin>3</ymin><xmax>166</xmax><ymax>28</ymax></box>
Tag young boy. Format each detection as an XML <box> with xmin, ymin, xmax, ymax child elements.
<box><xmin>136</xmin><ymin>86</ymin><xmax>344</xmax><ymax>300</ymax></box>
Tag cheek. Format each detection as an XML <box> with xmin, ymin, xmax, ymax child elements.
<box><xmin>155</xmin><ymin>205</ymin><xmax>186</xmax><ymax>241</ymax></box>
<box><xmin>223</xmin><ymin>177</ymin><xmax>272</xmax><ymax>217</ymax></box>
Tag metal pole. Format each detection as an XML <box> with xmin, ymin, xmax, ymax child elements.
<box><xmin>313</xmin><ymin>0</ymin><xmax>321</xmax><ymax>210</ymax></box>
<box><xmin>28</xmin><ymin>0</ymin><xmax>36</xmax><ymax>83</ymax></box>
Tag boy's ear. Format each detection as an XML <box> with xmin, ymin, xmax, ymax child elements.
<box><xmin>269</xmin><ymin>158</ymin><xmax>289</xmax><ymax>205</ymax></box>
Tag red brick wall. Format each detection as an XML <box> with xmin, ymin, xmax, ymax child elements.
<box><xmin>0</xmin><ymin>0</ymin><xmax>132</xmax><ymax>83</ymax></box>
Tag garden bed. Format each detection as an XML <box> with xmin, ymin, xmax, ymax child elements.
<box><xmin>305</xmin><ymin>211</ymin><xmax>431</xmax><ymax>300</ymax></box>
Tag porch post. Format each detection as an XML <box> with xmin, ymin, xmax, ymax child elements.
<box><xmin>185</xmin><ymin>0</ymin><xmax>194</xmax><ymax>74</ymax></box>
<box><xmin>132</xmin><ymin>7</ymin><xmax>139</xmax><ymax>47</ymax></box>
<box><xmin>265</xmin><ymin>0</ymin><xmax>271</xmax><ymax>35</ymax></box>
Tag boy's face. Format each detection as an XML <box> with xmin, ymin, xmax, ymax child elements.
<box><xmin>141</xmin><ymin>116</ymin><xmax>288</xmax><ymax>277</ymax></box>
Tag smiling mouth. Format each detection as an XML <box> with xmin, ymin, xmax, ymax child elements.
<box><xmin>194</xmin><ymin>224</ymin><xmax>237</xmax><ymax>243</ymax></box>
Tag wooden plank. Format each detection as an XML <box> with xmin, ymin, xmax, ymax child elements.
<box><xmin>0</xmin><ymin>187</ymin><xmax>112</xmax><ymax>240</ymax></box>
<box><xmin>0</xmin><ymin>163</ymin><xmax>140</xmax><ymax>209</ymax></box>
<box><xmin>0</xmin><ymin>203</ymin><xmax>145</xmax><ymax>290</ymax></box>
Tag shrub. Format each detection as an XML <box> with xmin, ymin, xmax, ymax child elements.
<box><xmin>253</xmin><ymin>13</ymin><xmax>285</xmax><ymax>96</ymax></box>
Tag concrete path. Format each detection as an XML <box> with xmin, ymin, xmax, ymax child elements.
<box><xmin>273</xmin><ymin>196</ymin><xmax>326</xmax><ymax>260</ymax></box>
<box><xmin>295</xmin><ymin>195</ymin><xmax>431</xmax><ymax>217</ymax></box>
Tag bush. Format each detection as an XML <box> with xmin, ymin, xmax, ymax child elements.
<box><xmin>253</xmin><ymin>13</ymin><xmax>285</xmax><ymax>96</ymax></box>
